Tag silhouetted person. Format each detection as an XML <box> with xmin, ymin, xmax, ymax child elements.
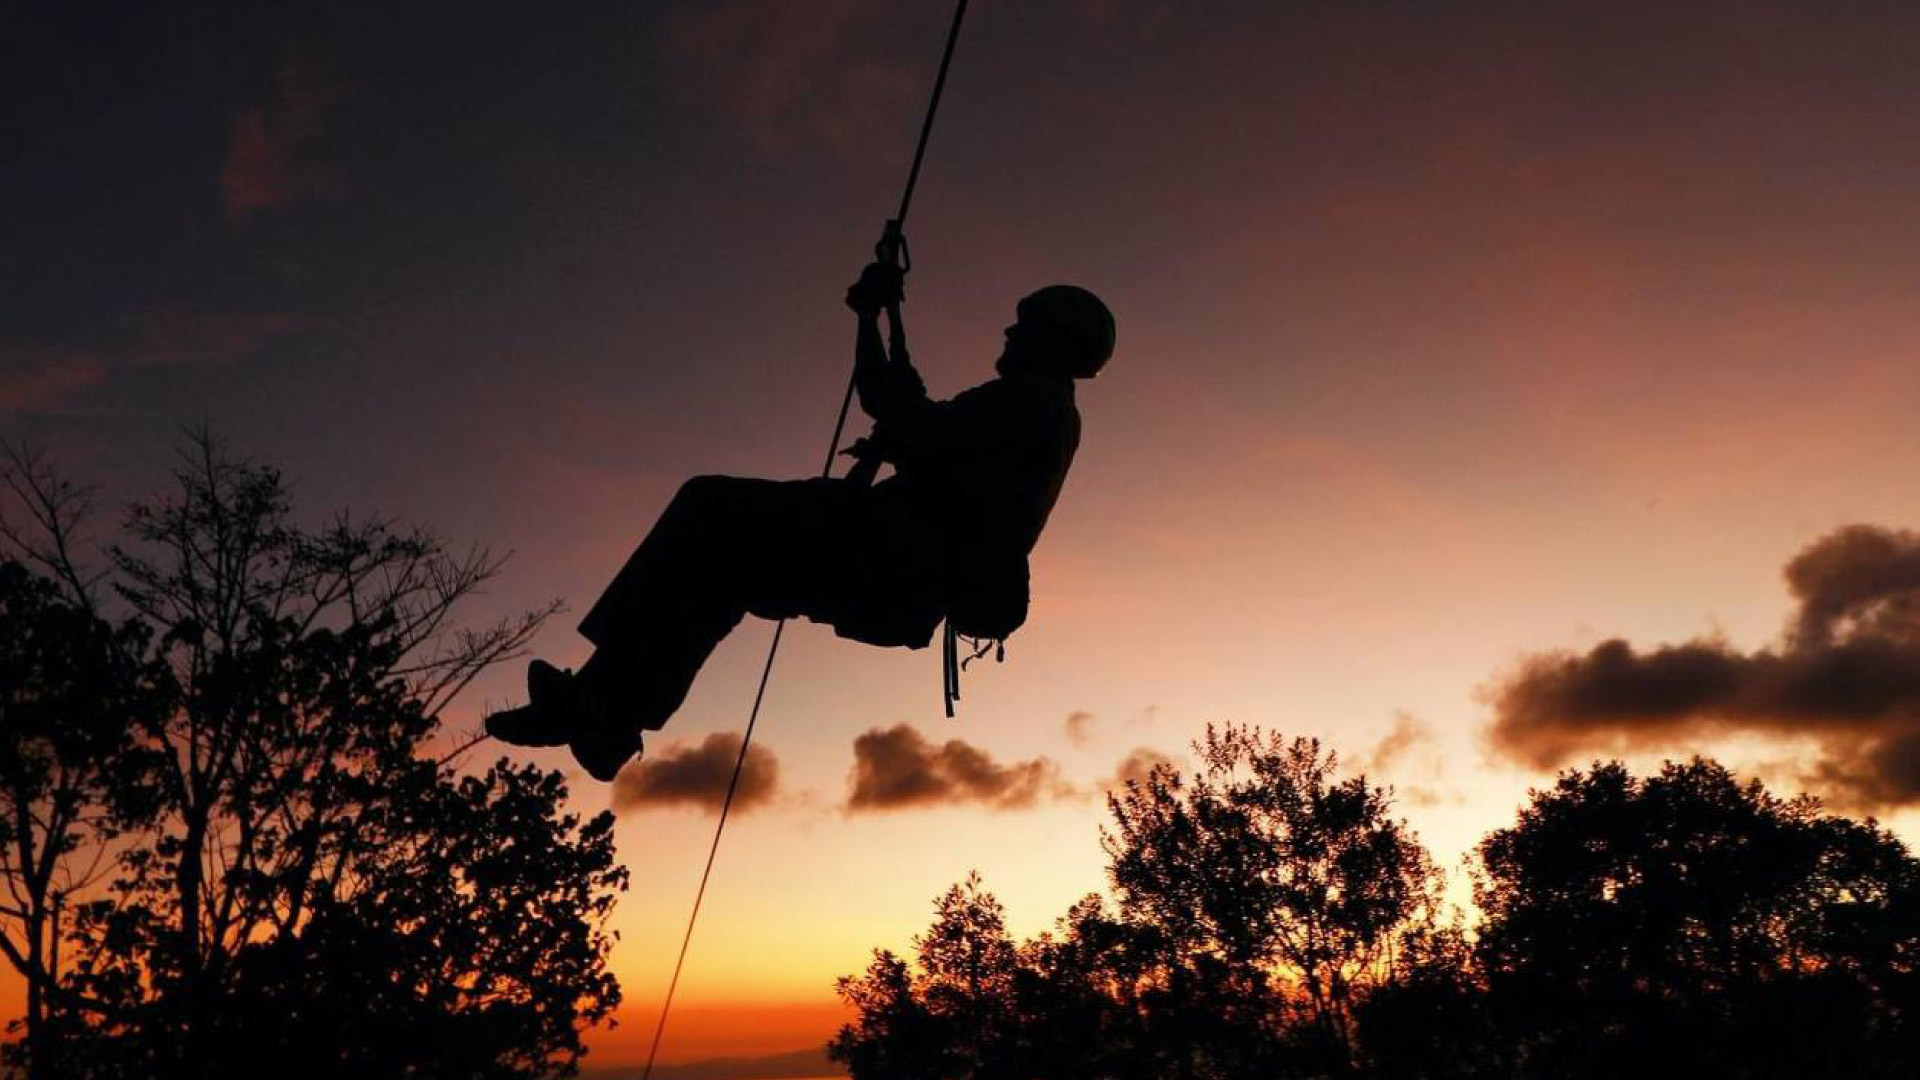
<box><xmin>486</xmin><ymin>264</ymin><xmax>1115</xmax><ymax>779</ymax></box>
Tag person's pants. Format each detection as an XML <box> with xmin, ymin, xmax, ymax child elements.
<box><xmin>577</xmin><ymin>475</ymin><xmax>943</xmax><ymax>729</ymax></box>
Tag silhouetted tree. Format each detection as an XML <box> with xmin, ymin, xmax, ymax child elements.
<box><xmin>0</xmin><ymin>447</ymin><xmax>167</xmax><ymax>1080</ymax></box>
<box><xmin>1103</xmin><ymin>727</ymin><xmax>1442</xmax><ymax>1075</ymax></box>
<box><xmin>832</xmin><ymin>872</ymin><xmax>1022</xmax><ymax>1079</ymax></box>
<box><xmin>185</xmin><ymin>763</ymin><xmax>624</xmax><ymax>1079</ymax></box>
<box><xmin>1005</xmin><ymin>895</ymin><xmax>1141</xmax><ymax>1079</ymax></box>
<box><xmin>0</xmin><ymin>561</ymin><xmax>163</xmax><ymax>1080</ymax></box>
<box><xmin>0</xmin><ymin>436</ymin><xmax>623</xmax><ymax>1080</ymax></box>
<box><xmin>832</xmin><ymin>949</ymin><xmax>950</xmax><ymax>1080</ymax></box>
<box><xmin>1469</xmin><ymin>759</ymin><xmax>1920</xmax><ymax>1079</ymax></box>
<box><xmin>833</xmin><ymin>727</ymin><xmax>1444</xmax><ymax>1080</ymax></box>
<box><xmin>834</xmin><ymin>735</ymin><xmax>1920</xmax><ymax>1079</ymax></box>
<box><xmin>1349</xmin><ymin>918</ymin><xmax>1506</xmax><ymax>1079</ymax></box>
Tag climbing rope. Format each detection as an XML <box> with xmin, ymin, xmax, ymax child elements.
<box><xmin>640</xmin><ymin>4</ymin><xmax>971</xmax><ymax>1076</ymax></box>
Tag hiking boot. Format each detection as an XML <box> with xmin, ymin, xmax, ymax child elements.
<box><xmin>484</xmin><ymin>701</ymin><xmax>568</xmax><ymax>747</ymax></box>
<box><xmin>527</xmin><ymin>658</ymin><xmax>574</xmax><ymax>712</ymax></box>
<box><xmin>482</xmin><ymin>659</ymin><xmax>579</xmax><ymax>747</ymax></box>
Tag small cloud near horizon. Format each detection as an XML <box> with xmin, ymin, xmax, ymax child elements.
<box><xmin>1355</xmin><ymin>711</ymin><xmax>1454</xmax><ymax>806</ymax></box>
<box><xmin>612</xmin><ymin>731</ymin><xmax>779</xmax><ymax>815</ymax></box>
<box><xmin>1104</xmin><ymin>747</ymin><xmax>1177</xmax><ymax>792</ymax></box>
<box><xmin>1064</xmin><ymin>710</ymin><xmax>1096</xmax><ymax>747</ymax></box>
<box><xmin>846</xmin><ymin>724</ymin><xmax>1077</xmax><ymax>811</ymax></box>
<box><xmin>1364</xmin><ymin>712</ymin><xmax>1431</xmax><ymax>774</ymax></box>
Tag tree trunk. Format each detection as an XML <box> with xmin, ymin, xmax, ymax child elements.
<box><xmin>24</xmin><ymin>921</ymin><xmax>42</xmax><ymax>1080</ymax></box>
<box><xmin>176</xmin><ymin>809</ymin><xmax>210</xmax><ymax>1063</ymax></box>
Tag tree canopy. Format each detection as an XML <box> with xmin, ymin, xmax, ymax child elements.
<box><xmin>0</xmin><ymin>437</ymin><xmax>625</xmax><ymax>1080</ymax></box>
<box><xmin>834</xmin><ymin>727</ymin><xmax>1445</xmax><ymax>1079</ymax></box>
<box><xmin>835</xmin><ymin>734</ymin><xmax>1920</xmax><ymax>1080</ymax></box>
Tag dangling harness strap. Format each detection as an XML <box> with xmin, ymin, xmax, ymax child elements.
<box><xmin>943</xmin><ymin>621</ymin><xmax>1005</xmax><ymax>717</ymax></box>
<box><xmin>944</xmin><ymin>619</ymin><xmax>959</xmax><ymax>715</ymax></box>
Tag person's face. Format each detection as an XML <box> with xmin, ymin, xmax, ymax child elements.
<box><xmin>999</xmin><ymin>308</ymin><xmax>1071</xmax><ymax>367</ymax></box>
<box><xmin>999</xmin><ymin>319</ymin><xmax>1031</xmax><ymax>365</ymax></box>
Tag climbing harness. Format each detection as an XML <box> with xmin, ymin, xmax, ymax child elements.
<box><xmin>639</xmin><ymin>4</ymin><xmax>972</xmax><ymax>1076</ymax></box>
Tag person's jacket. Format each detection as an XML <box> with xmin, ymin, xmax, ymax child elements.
<box><xmin>853</xmin><ymin>351</ymin><xmax>1080</xmax><ymax>557</ymax></box>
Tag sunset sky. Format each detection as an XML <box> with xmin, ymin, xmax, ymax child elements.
<box><xmin>8</xmin><ymin>1</ymin><xmax>1920</xmax><ymax>1071</ymax></box>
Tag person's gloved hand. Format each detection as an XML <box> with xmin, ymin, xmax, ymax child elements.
<box><xmin>839</xmin><ymin>435</ymin><xmax>884</xmax><ymax>460</ymax></box>
<box><xmin>845</xmin><ymin>262</ymin><xmax>905</xmax><ymax>314</ymax></box>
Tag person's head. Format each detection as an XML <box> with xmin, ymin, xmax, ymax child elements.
<box><xmin>1000</xmin><ymin>285</ymin><xmax>1115</xmax><ymax>379</ymax></box>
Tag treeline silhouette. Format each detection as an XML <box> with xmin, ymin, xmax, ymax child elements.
<box><xmin>0</xmin><ymin>436</ymin><xmax>625</xmax><ymax>1080</ymax></box>
<box><xmin>832</xmin><ymin>728</ymin><xmax>1920</xmax><ymax>1079</ymax></box>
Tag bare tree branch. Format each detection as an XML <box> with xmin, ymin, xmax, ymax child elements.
<box><xmin>0</xmin><ymin>441</ymin><xmax>106</xmax><ymax>610</ymax></box>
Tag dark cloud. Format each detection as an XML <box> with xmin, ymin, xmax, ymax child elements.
<box><xmin>1786</xmin><ymin>524</ymin><xmax>1920</xmax><ymax>647</ymax></box>
<box><xmin>1488</xmin><ymin>525</ymin><xmax>1920</xmax><ymax>810</ymax></box>
<box><xmin>611</xmin><ymin>731</ymin><xmax>779</xmax><ymax>815</ymax></box>
<box><xmin>1064</xmin><ymin>710</ymin><xmax>1096</xmax><ymax>747</ymax></box>
<box><xmin>846</xmin><ymin>724</ymin><xmax>1074</xmax><ymax>811</ymax></box>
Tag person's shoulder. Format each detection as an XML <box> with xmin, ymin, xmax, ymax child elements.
<box><xmin>947</xmin><ymin>374</ymin><xmax>1018</xmax><ymax>407</ymax></box>
<box><xmin>946</xmin><ymin>369</ymin><xmax>1074</xmax><ymax>414</ymax></box>
<box><xmin>973</xmin><ymin>372</ymin><xmax>1076</xmax><ymax>425</ymax></box>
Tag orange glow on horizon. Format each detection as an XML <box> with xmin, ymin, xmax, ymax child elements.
<box><xmin>591</xmin><ymin>999</ymin><xmax>854</xmax><ymax>1067</ymax></box>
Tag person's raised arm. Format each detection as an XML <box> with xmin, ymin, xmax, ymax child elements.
<box><xmin>844</xmin><ymin>262</ymin><xmax>925</xmax><ymax>424</ymax></box>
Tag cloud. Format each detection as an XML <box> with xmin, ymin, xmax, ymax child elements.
<box><xmin>611</xmin><ymin>731</ymin><xmax>779</xmax><ymax>814</ymax></box>
<box><xmin>1364</xmin><ymin>711</ymin><xmax>1432</xmax><ymax>773</ymax></box>
<box><xmin>1786</xmin><ymin>524</ymin><xmax>1920</xmax><ymax>647</ymax></box>
<box><xmin>846</xmin><ymin>724</ymin><xmax>1075</xmax><ymax>811</ymax></box>
<box><xmin>220</xmin><ymin>49</ymin><xmax>344</xmax><ymax>221</ymax></box>
<box><xmin>1487</xmin><ymin>524</ymin><xmax>1920</xmax><ymax>811</ymax></box>
<box><xmin>0</xmin><ymin>350</ymin><xmax>107</xmax><ymax>412</ymax></box>
<box><xmin>1357</xmin><ymin>712</ymin><xmax>1453</xmax><ymax>806</ymax></box>
<box><xmin>1106</xmin><ymin>747</ymin><xmax>1176</xmax><ymax>791</ymax></box>
<box><xmin>0</xmin><ymin>313</ymin><xmax>325</xmax><ymax>414</ymax></box>
<box><xmin>1064</xmin><ymin>710</ymin><xmax>1096</xmax><ymax>747</ymax></box>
